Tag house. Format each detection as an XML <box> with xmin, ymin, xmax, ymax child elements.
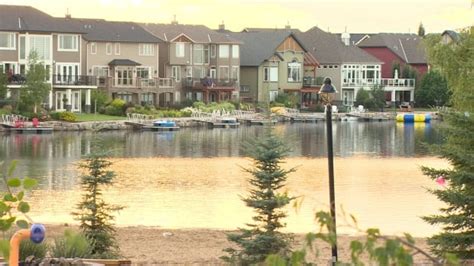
<box><xmin>141</xmin><ymin>22</ymin><xmax>241</xmax><ymax>103</ymax></box>
<box><xmin>67</xmin><ymin>18</ymin><xmax>169</xmax><ymax>106</ymax></box>
<box><xmin>0</xmin><ymin>5</ymin><xmax>97</xmax><ymax>113</ymax></box>
<box><xmin>357</xmin><ymin>33</ymin><xmax>427</xmax><ymax>105</ymax></box>
<box><xmin>297</xmin><ymin>27</ymin><xmax>382</xmax><ymax>107</ymax></box>
<box><xmin>227</xmin><ymin>30</ymin><xmax>318</xmax><ymax>104</ymax></box>
<box><xmin>441</xmin><ymin>30</ymin><xmax>460</xmax><ymax>44</ymax></box>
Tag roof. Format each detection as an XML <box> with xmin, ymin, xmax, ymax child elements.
<box><xmin>296</xmin><ymin>27</ymin><xmax>381</xmax><ymax>64</ymax></box>
<box><xmin>227</xmin><ymin>31</ymin><xmax>308</xmax><ymax>66</ymax></box>
<box><xmin>242</xmin><ymin>27</ymin><xmax>302</xmax><ymax>34</ymax></box>
<box><xmin>441</xmin><ymin>30</ymin><xmax>460</xmax><ymax>42</ymax></box>
<box><xmin>108</xmin><ymin>59</ymin><xmax>141</xmax><ymax>66</ymax></box>
<box><xmin>68</xmin><ymin>19</ymin><xmax>161</xmax><ymax>43</ymax></box>
<box><xmin>336</xmin><ymin>33</ymin><xmax>372</xmax><ymax>45</ymax></box>
<box><xmin>357</xmin><ymin>33</ymin><xmax>427</xmax><ymax>64</ymax></box>
<box><xmin>141</xmin><ymin>23</ymin><xmax>240</xmax><ymax>44</ymax></box>
<box><xmin>0</xmin><ymin>5</ymin><xmax>84</xmax><ymax>34</ymax></box>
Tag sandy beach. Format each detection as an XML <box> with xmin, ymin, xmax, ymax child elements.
<box><xmin>44</xmin><ymin>224</ymin><xmax>433</xmax><ymax>265</ymax></box>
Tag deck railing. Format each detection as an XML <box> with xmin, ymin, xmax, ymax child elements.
<box><xmin>97</xmin><ymin>77</ymin><xmax>175</xmax><ymax>90</ymax></box>
<box><xmin>52</xmin><ymin>75</ymin><xmax>97</xmax><ymax>86</ymax></box>
<box><xmin>342</xmin><ymin>78</ymin><xmax>415</xmax><ymax>88</ymax></box>
<box><xmin>183</xmin><ymin>78</ymin><xmax>238</xmax><ymax>89</ymax></box>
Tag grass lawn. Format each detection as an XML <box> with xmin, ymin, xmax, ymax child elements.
<box><xmin>75</xmin><ymin>113</ymin><xmax>127</xmax><ymax>122</ymax></box>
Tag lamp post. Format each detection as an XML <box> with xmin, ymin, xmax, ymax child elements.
<box><xmin>319</xmin><ymin>77</ymin><xmax>338</xmax><ymax>265</ymax></box>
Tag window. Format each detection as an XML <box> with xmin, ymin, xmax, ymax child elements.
<box><xmin>231</xmin><ymin>66</ymin><xmax>239</xmax><ymax>81</ymax></box>
<box><xmin>90</xmin><ymin>42</ymin><xmax>97</xmax><ymax>54</ymax></box>
<box><xmin>232</xmin><ymin>45</ymin><xmax>239</xmax><ymax>59</ymax></box>
<box><xmin>175</xmin><ymin>42</ymin><xmax>185</xmax><ymax>57</ymax></box>
<box><xmin>240</xmin><ymin>85</ymin><xmax>250</xmax><ymax>92</ymax></box>
<box><xmin>19</xmin><ymin>36</ymin><xmax>26</xmax><ymax>59</ymax></box>
<box><xmin>58</xmin><ymin>34</ymin><xmax>78</xmax><ymax>51</ymax></box>
<box><xmin>136</xmin><ymin>67</ymin><xmax>151</xmax><ymax>79</ymax></box>
<box><xmin>287</xmin><ymin>60</ymin><xmax>301</xmax><ymax>82</ymax></box>
<box><xmin>193</xmin><ymin>66</ymin><xmax>205</xmax><ymax>78</ymax></box>
<box><xmin>93</xmin><ymin>66</ymin><xmax>109</xmax><ymax>77</ymax></box>
<box><xmin>185</xmin><ymin>66</ymin><xmax>192</xmax><ymax>77</ymax></box>
<box><xmin>172</xmin><ymin>66</ymin><xmax>181</xmax><ymax>82</ymax></box>
<box><xmin>139</xmin><ymin>43</ymin><xmax>154</xmax><ymax>56</ymax></box>
<box><xmin>0</xmin><ymin>32</ymin><xmax>15</xmax><ymax>50</ymax></box>
<box><xmin>114</xmin><ymin>43</ymin><xmax>120</xmax><ymax>55</ymax></box>
<box><xmin>219</xmin><ymin>66</ymin><xmax>229</xmax><ymax>80</ymax></box>
<box><xmin>106</xmin><ymin>43</ymin><xmax>112</xmax><ymax>55</ymax></box>
<box><xmin>211</xmin><ymin>45</ymin><xmax>216</xmax><ymax>58</ymax></box>
<box><xmin>219</xmin><ymin>45</ymin><xmax>229</xmax><ymax>58</ymax></box>
<box><xmin>29</xmin><ymin>35</ymin><xmax>51</xmax><ymax>60</ymax></box>
<box><xmin>192</xmin><ymin>44</ymin><xmax>209</xmax><ymax>64</ymax></box>
<box><xmin>263</xmin><ymin>67</ymin><xmax>278</xmax><ymax>82</ymax></box>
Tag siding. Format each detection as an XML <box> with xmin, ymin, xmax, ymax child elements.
<box><xmin>52</xmin><ymin>34</ymin><xmax>81</xmax><ymax>63</ymax></box>
<box><xmin>239</xmin><ymin>66</ymin><xmax>258</xmax><ymax>101</ymax></box>
<box><xmin>360</xmin><ymin>47</ymin><xmax>404</xmax><ymax>78</ymax></box>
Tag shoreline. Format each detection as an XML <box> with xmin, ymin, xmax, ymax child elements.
<box><xmin>43</xmin><ymin>224</ymin><xmax>434</xmax><ymax>265</ymax></box>
<box><xmin>0</xmin><ymin>111</ymin><xmax>439</xmax><ymax>132</ymax></box>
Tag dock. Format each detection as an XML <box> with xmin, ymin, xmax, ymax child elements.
<box><xmin>193</xmin><ymin>119</ymin><xmax>240</xmax><ymax>128</ymax></box>
<box><xmin>346</xmin><ymin>113</ymin><xmax>391</xmax><ymax>122</ymax></box>
<box><xmin>9</xmin><ymin>127</ymin><xmax>53</xmax><ymax>134</ymax></box>
<box><xmin>238</xmin><ymin>118</ymin><xmax>277</xmax><ymax>126</ymax></box>
<box><xmin>142</xmin><ymin>126</ymin><xmax>180</xmax><ymax>131</ymax></box>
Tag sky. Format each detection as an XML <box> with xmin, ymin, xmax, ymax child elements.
<box><xmin>0</xmin><ymin>0</ymin><xmax>472</xmax><ymax>33</ymax></box>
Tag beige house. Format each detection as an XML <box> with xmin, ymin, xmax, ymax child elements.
<box><xmin>141</xmin><ymin>22</ymin><xmax>241</xmax><ymax>103</ymax></box>
<box><xmin>67</xmin><ymin>18</ymin><xmax>174</xmax><ymax>106</ymax></box>
<box><xmin>228</xmin><ymin>31</ymin><xmax>317</xmax><ymax>104</ymax></box>
<box><xmin>0</xmin><ymin>5</ymin><xmax>97</xmax><ymax>113</ymax></box>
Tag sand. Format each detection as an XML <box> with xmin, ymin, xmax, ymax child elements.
<box><xmin>44</xmin><ymin>224</ymin><xmax>434</xmax><ymax>265</ymax></box>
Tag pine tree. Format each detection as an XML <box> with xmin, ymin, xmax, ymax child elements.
<box><xmin>418</xmin><ymin>22</ymin><xmax>426</xmax><ymax>37</ymax></box>
<box><xmin>222</xmin><ymin>127</ymin><xmax>295</xmax><ymax>264</ymax></box>
<box><xmin>73</xmin><ymin>151</ymin><xmax>123</xmax><ymax>258</ymax></box>
<box><xmin>422</xmin><ymin>29</ymin><xmax>474</xmax><ymax>258</ymax></box>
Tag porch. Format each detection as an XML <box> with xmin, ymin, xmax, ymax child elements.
<box><xmin>183</xmin><ymin>78</ymin><xmax>238</xmax><ymax>103</ymax></box>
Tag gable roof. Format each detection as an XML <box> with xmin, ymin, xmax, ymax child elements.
<box><xmin>357</xmin><ymin>33</ymin><xmax>427</xmax><ymax>64</ymax></box>
<box><xmin>242</xmin><ymin>27</ymin><xmax>302</xmax><ymax>34</ymax></box>
<box><xmin>297</xmin><ymin>27</ymin><xmax>381</xmax><ymax>65</ymax></box>
<box><xmin>227</xmin><ymin>31</ymin><xmax>307</xmax><ymax>66</ymax></box>
<box><xmin>336</xmin><ymin>33</ymin><xmax>373</xmax><ymax>45</ymax></box>
<box><xmin>141</xmin><ymin>23</ymin><xmax>240</xmax><ymax>44</ymax></box>
<box><xmin>67</xmin><ymin>18</ymin><xmax>161</xmax><ymax>43</ymax></box>
<box><xmin>0</xmin><ymin>5</ymin><xmax>84</xmax><ymax>34</ymax></box>
<box><xmin>441</xmin><ymin>30</ymin><xmax>460</xmax><ymax>42</ymax></box>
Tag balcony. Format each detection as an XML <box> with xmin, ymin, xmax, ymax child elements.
<box><xmin>98</xmin><ymin>77</ymin><xmax>175</xmax><ymax>91</ymax></box>
<box><xmin>52</xmin><ymin>75</ymin><xmax>97</xmax><ymax>87</ymax></box>
<box><xmin>303</xmin><ymin>76</ymin><xmax>324</xmax><ymax>87</ymax></box>
<box><xmin>183</xmin><ymin>78</ymin><xmax>238</xmax><ymax>90</ymax></box>
<box><xmin>342</xmin><ymin>78</ymin><xmax>415</xmax><ymax>89</ymax></box>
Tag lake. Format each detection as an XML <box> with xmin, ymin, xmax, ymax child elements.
<box><xmin>0</xmin><ymin>121</ymin><xmax>446</xmax><ymax>236</ymax></box>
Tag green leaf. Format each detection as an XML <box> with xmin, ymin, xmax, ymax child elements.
<box><xmin>0</xmin><ymin>239</ymin><xmax>10</xmax><ymax>259</ymax></box>
<box><xmin>7</xmin><ymin>178</ymin><xmax>21</xmax><ymax>187</ymax></box>
<box><xmin>403</xmin><ymin>233</ymin><xmax>415</xmax><ymax>245</ymax></box>
<box><xmin>16</xmin><ymin>191</ymin><xmax>24</xmax><ymax>201</ymax></box>
<box><xmin>3</xmin><ymin>193</ymin><xmax>16</xmax><ymax>202</ymax></box>
<box><xmin>17</xmin><ymin>201</ymin><xmax>30</xmax><ymax>213</ymax></box>
<box><xmin>23</xmin><ymin>177</ymin><xmax>38</xmax><ymax>190</ymax></box>
<box><xmin>0</xmin><ymin>201</ymin><xmax>9</xmax><ymax>212</ymax></box>
<box><xmin>16</xmin><ymin>219</ymin><xmax>29</xmax><ymax>229</ymax></box>
<box><xmin>7</xmin><ymin>160</ymin><xmax>17</xmax><ymax>177</ymax></box>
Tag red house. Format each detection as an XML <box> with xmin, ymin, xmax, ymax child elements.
<box><xmin>357</xmin><ymin>33</ymin><xmax>428</xmax><ymax>78</ymax></box>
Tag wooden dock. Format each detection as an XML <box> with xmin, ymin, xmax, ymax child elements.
<box><xmin>193</xmin><ymin>119</ymin><xmax>240</xmax><ymax>128</ymax></box>
<box><xmin>238</xmin><ymin>118</ymin><xmax>277</xmax><ymax>126</ymax></box>
<box><xmin>126</xmin><ymin>121</ymin><xmax>180</xmax><ymax>131</ymax></box>
<box><xmin>9</xmin><ymin>127</ymin><xmax>53</xmax><ymax>134</ymax></box>
<box><xmin>346</xmin><ymin>113</ymin><xmax>391</xmax><ymax>122</ymax></box>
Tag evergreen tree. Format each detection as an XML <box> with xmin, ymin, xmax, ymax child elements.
<box><xmin>222</xmin><ymin>127</ymin><xmax>295</xmax><ymax>264</ymax></box>
<box><xmin>73</xmin><ymin>151</ymin><xmax>123</xmax><ymax>258</ymax></box>
<box><xmin>422</xmin><ymin>30</ymin><xmax>474</xmax><ymax>258</ymax></box>
<box><xmin>418</xmin><ymin>22</ymin><xmax>426</xmax><ymax>37</ymax></box>
<box><xmin>20</xmin><ymin>51</ymin><xmax>50</xmax><ymax>113</ymax></box>
<box><xmin>415</xmin><ymin>70</ymin><xmax>450</xmax><ymax>107</ymax></box>
<box><xmin>0</xmin><ymin>72</ymin><xmax>7</xmax><ymax>100</ymax></box>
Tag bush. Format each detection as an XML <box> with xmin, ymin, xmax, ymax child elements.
<box><xmin>51</xmin><ymin>111</ymin><xmax>77</xmax><ymax>122</ymax></box>
<box><xmin>192</xmin><ymin>101</ymin><xmax>235</xmax><ymax>113</ymax></box>
<box><xmin>20</xmin><ymin>239</ymin><xmax>48</xmax><ymax>262</ymax></box>
<box><xmin>102</xmin><ymin>99</ymin><xmax>126</xmax><ymax>116</ymax></box>
<box><xmin>274</xmin><ymin>93</ymin><xmax>298</xmax><ymax>108</ymax></box>
<box><xmin>90</xmin><ymin>90</ymin><xmax>109</xmax><ymax>113</ymax></box>
<box><xmin>51</xmin><ymin>229</ymin><xmax>92</xmax><ymax>258</ymax></box>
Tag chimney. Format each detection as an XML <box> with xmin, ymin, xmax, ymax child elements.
<box><xmin>341</xmin><ymin>27</ymin><xmax>350</xmax><ymax>46</ymax></box>
<box><xmin>219</xmin><ymin>20</ymin><xmax>225</xmax><ymax>31</ymax></box>
<box><xmin>285</xmin><ymin>21</ymin><xmax>291</xmax><ymax>30</ymax></box>
<box><xmin>171</xmin><ymin>14</ymin><xmax>178</xmax><ymax>25</ymax></box>
<box><xmin>65</xmin><ymin>8</ymin><xmax>71</xmax><ymax>19</ymax></box>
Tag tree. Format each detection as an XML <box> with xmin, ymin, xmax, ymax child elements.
<box><xmin>20</xmin><ymin>51</ymin><xmax>50</xmax><ymax>114</ymax></box>
<box><xmin>402</xmin><ymin>64</ymin><xmax>417</xmax><ymax>79</ymax></box>
<box><xmin>422</xmin><ymin>30</ymin><xmax>474</xmax><ymax>259</ymax></box>
<box><xmin>355</xmin><ymin>88</ymin><xmax>370</xmax><ymax>108</ymax></box>
<box><xmin>0</xmin><ymin>72</ymin><xmax>7</xmax><ymax>100</ymax></box>
<box><xmin>370</xmin><ymin>84</ymin><xmax>386</xmax><ymax>111</ymax></box>
<box><xmin>222</xmin><ymin>127</ymin><xmax>295</xmax><ymax>264</ymax></box>
<box><xmin>418</xmin><ymin>22</ymin><xmax>426</xmax><ymax>37</ymax></box>
<box><xmin>73</xmin><ymin>151</ymin><xmax>123</xmax><ymax>258</ymax></box>
<box><xmin>415</xmin><ymin>70</ymin><xmax>450</xmax><ymax>107</ymax></box>
<box><xmin>391</xmin><ymin>61</ymin><xmax>401</xmax><ymax>78</ymax></box>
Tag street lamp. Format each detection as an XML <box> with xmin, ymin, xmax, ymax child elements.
<box><xmin>319</xmin><ymin>77</ymin><xmax>338</xmax><ymax>265</ymax></box>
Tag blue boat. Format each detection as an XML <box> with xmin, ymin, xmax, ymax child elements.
<box><xmin>153</xmin><ymin>120</ymin><xmax>177</xmax><ymax>127</ymax></box>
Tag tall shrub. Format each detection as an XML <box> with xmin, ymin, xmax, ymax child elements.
<box><xmin>73</xmin><ymin>152</ymin><xmax>123</xmax><ymax>258</ymax></box>
<box><xmin>20</xmin><ymin>51</ymin><xmax>50</xmax><ymax>114</ymax></box>
<box><xmin>222</xmin><ymin>127</ymin><xmax>295</xmax><ymax>264</ymax></box>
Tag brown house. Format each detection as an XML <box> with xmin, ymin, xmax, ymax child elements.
<box><xmin>141</xmin><ymin>22</ymin><xmax>241</xmax><ymax>103</ymax></box>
